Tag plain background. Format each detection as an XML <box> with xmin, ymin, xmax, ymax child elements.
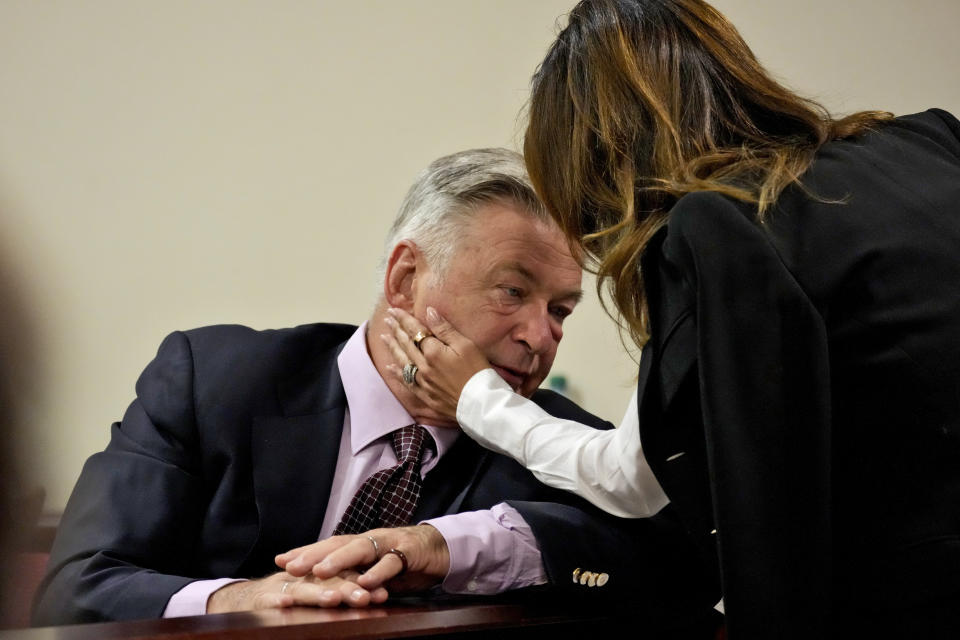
<box><xmin>1</xmin><ymin>0</ymin><xmax>958</xmax><ymax>511</ymax></box>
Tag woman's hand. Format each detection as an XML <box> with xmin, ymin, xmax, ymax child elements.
<box><xmin>381</xmin><ymin>306</ymin><xmax>490</xmax><ymax>424</ymax></box>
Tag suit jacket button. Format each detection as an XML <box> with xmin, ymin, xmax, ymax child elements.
<box><xmin>596</xmin><ymin>573</ymin><xmax>609</xmax><ymax>587</ymax></box>
<box><xmin>579</xmin><ymin>571</ymin><xmax>592</xmax><ymax>585</ymax></box>
<box><xmin>587</xmin><ymin>573</ymin><xmax>598</xmax><ymax>587</ymax></box>
<box><xmin>572</xmin><ymin>568</ymin><xmax>581</xmax><ymax>584</ymax></box>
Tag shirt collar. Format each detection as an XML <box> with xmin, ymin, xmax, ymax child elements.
<box><xmin>337</xmin><ymin>322</ymin><xmax>459</xmax><ymax>456</ymax></box>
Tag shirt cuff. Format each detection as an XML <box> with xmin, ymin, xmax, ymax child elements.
<box><xmin>422</xmin><ymin>503</ymin><xmax>547</xmax><ymax>594</ymax></box>
<box><xmin>457</xmin><ymin>369</ymin><xmax>508</xmax><ymax>429</ymax></box>
<box><xmin>162</xmin><ymin>578</ymin><xmax>246</xmax><ymax>617</ymax></box>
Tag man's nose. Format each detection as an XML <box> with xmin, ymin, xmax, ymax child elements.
<box><xmin>516</xmin><ymin>305</ymin><xmax>559</xmax><ymax>353</ymax></box>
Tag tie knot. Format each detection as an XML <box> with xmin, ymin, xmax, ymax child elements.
<box><xmin>392</xmin><ymin>425</ymin><xmax>426</xmax><ymax>463</ymax></box>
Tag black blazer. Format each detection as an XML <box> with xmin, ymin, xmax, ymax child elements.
<box><xmin>636</xmin><ymin>109</ymin><xmax>960</xmax><ymax>638</ymax></box>
<box><xmin>35</xmin><ymin>323</ymin><xmax>718</xmax><ymax>626</ymax></box>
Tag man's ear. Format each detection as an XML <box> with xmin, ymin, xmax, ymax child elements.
<box><xmin>383</xmin><ymin>241</ymin><xmax>422</xmax><ymax>311</ymax></box>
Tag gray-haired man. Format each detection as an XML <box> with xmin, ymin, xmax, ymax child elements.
<box><xmin>35</xmin><ymin>149</ymin><xmax>717</xmax><ymax>625</ymax></box>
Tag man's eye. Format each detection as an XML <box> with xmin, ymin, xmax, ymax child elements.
<box><xmin>502</xmin><ymin>287</ymin><xmax>522</xmax><ymax>298</ymax></box>
<box><xmin>551</xmin><ymin>306</ymin><xmax>572</xmax><ymax>320</ymax></box>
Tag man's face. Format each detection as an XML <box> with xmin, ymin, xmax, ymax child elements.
<box><xmin>414</xmin><ymin>202</ymin><xmax>582</xmax><ymax>398</ymax></box>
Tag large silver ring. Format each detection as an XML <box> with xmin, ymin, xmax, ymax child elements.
<box><xmin>401</xmin><ymin>363</ymin><xmax>418</xmax><ymax>386</ymax></box>
<box><xmin>366</xmin><ymin>535</ymin><xmax>381</xmax><ymax>559</ymax></box>
<box><xmin>412</xmin><ymin>330</ymin><xmax>432</xmax><ymax>352</ymax></box>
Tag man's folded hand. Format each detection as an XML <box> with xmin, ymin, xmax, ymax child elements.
<box><xmin>206</xmin><ymin>570</ymin><xmax>388</xmax><ymax>613</ymax></box>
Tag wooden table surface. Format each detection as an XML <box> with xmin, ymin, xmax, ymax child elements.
<box><xmin>0</xmin><ymin>595</ymin><xmax>644</xmax><ymax>640</ymax></box>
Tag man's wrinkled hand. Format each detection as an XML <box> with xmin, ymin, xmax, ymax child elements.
<box><xmin>205</xmin><ymin>570</ymin><xmax>388</xmax><ymax>613</ymax></box>
<box><xmin>276</xmin><ymin>524</ymin><xmax>450</xmax><ymax>593</ymax></box>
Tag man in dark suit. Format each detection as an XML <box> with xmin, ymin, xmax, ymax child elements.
<box><xmin>34</xmin><ymin>149</ymin><xmax>717</xmax><ymax>625</ymax></box>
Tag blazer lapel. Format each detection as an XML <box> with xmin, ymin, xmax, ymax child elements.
<box><xmin>243</xmin><ymin>340</ymin><xmax>348</xmax><ymax>574</ymax></box>
<box><xmin>412</xmin><ymin>436</ymin><xmax>490</xmax><ymax>520</ymax></box>
<box><xmin>637</xmin><ymin>228</ymin><xmax>698</xmax><ymax>437</ymax></box>
<box><xmin>637</xmin><ymin>235</ymin><xmax>717</xmax><ymax>564</ymax></box>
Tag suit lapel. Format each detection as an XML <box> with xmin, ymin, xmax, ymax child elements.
<box><xmin>637</xmin><ymin>228</ymin><xmax>697</xmax><ymax>441</ymax></box>
<box><xmin>637</xmin><ymin>233</ymin><xmax>718</xmax><ymax>565</ymax></box>
<box><xmin>637</xmin><ymin>233</ymin><xmax>666</xmax><ymax>448</ymax></box>
<box><xmin>412</xmin><ymin>436</ymin><xmax>490</xmax><ymax>520</ymax></box>
<box><xmin>243</xmin><ymin>339</ymin><xmax>348</xmax><ymax>574</ymax></box>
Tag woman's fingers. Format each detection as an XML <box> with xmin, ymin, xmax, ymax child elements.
<box><xmin>384</xmin><ymin>315</ymin><xmax>426</xmax><ymax>366</ymax></box>
<box><xmin>380</xmin><ymin>332</ymin><xmax>423</xmax><ymax>389</ymax></box>
<box><xmin>388</xmin><ymin>306</ymin><xmax>465</xmax><ymax>357</ymax></box>
<box><xmin>380</xmin><ymin>306</ymin><xmax>490</xmax><ymax>421</ymax></box>
<box><xmin>387</xmin><ymin>308</ymin><xmax>436</xmax><ymax>348</ymax></box>
<box><xmin>423</xmin><ymin>307</ymin><xmax>463</xmax><ymax>352</ymax></box>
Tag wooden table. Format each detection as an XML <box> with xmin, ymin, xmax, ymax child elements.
<box><xmin>0</xmin><ymin>595</ymin><xmax>652</xmax><ymax>640</ymax></box>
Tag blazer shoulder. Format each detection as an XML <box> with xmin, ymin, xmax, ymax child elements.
<box><xmin>142</xmin><ymin>322</ymin><xmax>355</xmax><ymax>417</ymax></box>
<box><xmin>181</xmin><ymin>321</ymin><xmax>356</xmax><ymax>351</ymax></box>
<box><xmin>661</xmin><ymin>191</ymin><xmax>766</xmax><ymax>270</ymax></box>
<box><xmin>667</xmin><ymin>190</ymin><xmax>758</xmax><ymax>236</ymax></box>
<box><xmin>530</xmin><ymin>389</ymin><xmax>614</xmax><ymax>431</ymax></box>
<box><xmin>176</xmin><ymin>322</ymin><xmax>356</xmax><ymax>370</ymax></box>
<box><xmin>882</xmin><ymin>109</ymin><xmax>960</xmax><ymax>160</ymax></box>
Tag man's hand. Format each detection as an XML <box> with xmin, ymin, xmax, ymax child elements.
<box><xmin>206</xmin><ymin>570</ymin><xmax>388</xmax><ymax>613</ymax></box>
<box><xmin>276</xmin><ymin>524</ymin><xmax>450</xmax><ymax>593</ymax></box>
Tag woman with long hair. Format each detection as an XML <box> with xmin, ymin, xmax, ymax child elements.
<box><xmin>372</xmin><ymin>1</ymin><xmax>958</xmax><ymax>636</ymax></box>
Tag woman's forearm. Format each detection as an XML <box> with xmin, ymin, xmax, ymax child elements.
<box><xmin>457</xmin><ymin>369</ymin><xmax>668</xmax><ymax>518</ymax></box>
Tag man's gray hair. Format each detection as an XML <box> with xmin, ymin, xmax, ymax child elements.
<box><xmin>378</xmin><ymin>148</ymin><xmax>548</xmax><ymax>285</ymax></box>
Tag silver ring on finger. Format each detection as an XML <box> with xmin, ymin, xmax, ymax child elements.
<box><xmin>401</xmin><ymin>363</ymin><xmax>419</xmax><ymax>386</ymax></box>
<box><xmin>366</xmin><ymin>535</ymin><xmax>381</xmax><ymax>559</ymax></box>
<box><xmin>280</xmin><ymin>580</ymin><xmax>292</xmax><ymax>594</ymax></box>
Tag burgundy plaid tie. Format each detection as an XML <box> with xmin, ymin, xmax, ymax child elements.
<box><xmin>333</xmin><ymin>425</ymin><xmax>428</xmax><ymax>535</ymax></box>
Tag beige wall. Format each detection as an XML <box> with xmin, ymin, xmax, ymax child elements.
<box><xmin>1</xmin><ymin>0</ymin><xmax>958</xmax><ymax>511</ymax></box>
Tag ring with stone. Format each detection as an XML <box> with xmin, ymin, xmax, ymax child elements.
<box><xmin>401</xmin><ymin>363</ymin><xmax>419</xmax><ymax>386</ymax></box>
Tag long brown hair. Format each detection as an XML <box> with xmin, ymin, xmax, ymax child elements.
<box><xmin>524</xmin><ymin>0</ymin><xmax>890</xmax><ymax>347</ymax></box>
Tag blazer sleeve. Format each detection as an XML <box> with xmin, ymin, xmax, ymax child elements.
<box><xmin>508</xmin><ymin>499</ymin><xmax>721</xmax><ymax>620</ymax></box>
<box><xmin>664</xmin><ymin>192</ymin><xmax>833</xmax><ymax>638</ymax></box>
<box><xmin>33</xmin><ymin>331</ymin><xmax>209</xmax><ymax>625</ymax></box>
<box><xmin>506</xmin><ymin>390</ymin><xmax>721</xmax><ymax>623</ymax></box>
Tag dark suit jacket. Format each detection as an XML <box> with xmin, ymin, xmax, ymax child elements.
<box><xmin>636</xmin><ymin>109</ymin><xmax>960</xmax><ymax>638</ymax></box>
<box><xmin>35</xmin><ymin>322</ymin><xmax>718</xmax><ymax>626</ymax></box>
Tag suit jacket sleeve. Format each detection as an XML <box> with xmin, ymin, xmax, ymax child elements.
<box><xmin>662</xmin><ymin>192</ymin><xmax>833</xmax><ymax>637</ymax></box>
<box><xmin>34</xmin><ymin>331</ymin><xmax>209</xmax><ymax>624</ymax></box>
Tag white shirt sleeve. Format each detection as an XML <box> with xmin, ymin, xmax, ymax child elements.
<box><xmin>456</xmin><ymin>368</ymin><xmax>669</xmax><ymax>518</ymax></box>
